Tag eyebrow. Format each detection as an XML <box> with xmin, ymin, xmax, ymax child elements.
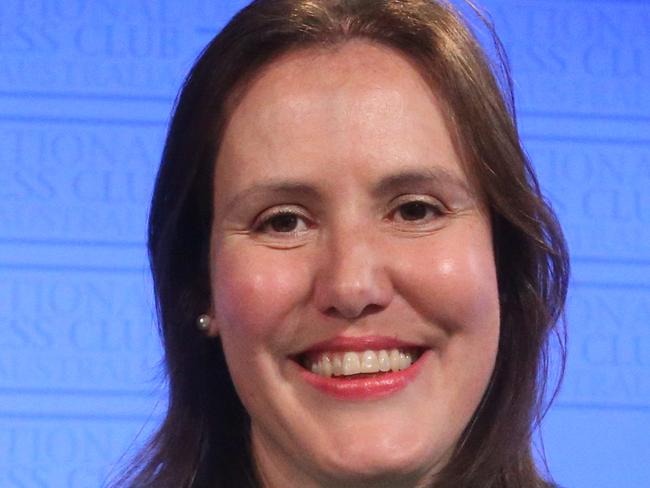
<box><xmin>372</xmin><ymin>167</ymin><xmax>471</xmax><ymax>199</ymax></box>
<box><xmin>222</xmin><ymin>167</ymin><xmax>472</xmax><ymax>213</ymax></box>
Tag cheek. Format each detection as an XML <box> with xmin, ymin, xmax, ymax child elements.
<box><xmin>395</xmin><ymin>225</ymin><xmax>499</xmax><ymax>333</ymax></box>
<box><xmin>211</xmin><ymin>246</ymin><xmax>311</xmax><ymax>345</ymax></box>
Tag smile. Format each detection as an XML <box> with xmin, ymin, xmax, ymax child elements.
<box><xmin>292</xmin><ymin>336</ymin><xmax>429</xmax><ymax>400</ymax></box>
<box><xmin>301</xmin><ymin>348</ymin><xmax>424</xmax><ymax>377</ymax></box>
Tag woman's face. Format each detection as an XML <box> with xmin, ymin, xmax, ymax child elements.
<box><xmin>210</xmin><ymin>41</ymin><xmax>500</xmax><ymax>487</ymax></box>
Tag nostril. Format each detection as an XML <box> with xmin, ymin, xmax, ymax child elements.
<box><xmin>324</xmin><ymin>302</ymin><xmax>386</xmax><ymax>320</ymax></box>
<box><xmin>363</xmin><ymin>304</ymin><xmax>385</xmax><ymax>315</ymax></box>
<box><xmin>313</xmin><ymin>259</ymin><xmax>394</xmax><ymax>319</ymax></box>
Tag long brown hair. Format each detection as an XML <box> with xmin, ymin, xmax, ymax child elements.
<box><xmin>111</xmin><ymin>1</ymin><xmax>569</xmax><ymax>486</ymax></box>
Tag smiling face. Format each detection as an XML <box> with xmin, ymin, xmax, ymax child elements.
<box><xmin>209</xmin><ymin>41</ymin><xmax>500</xmax><ymax>487</ymax></box>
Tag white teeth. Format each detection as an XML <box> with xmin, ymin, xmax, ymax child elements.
<box><xmin>389</xmin><ymin>349</ymin><xmax>401</xmax><ymax>372</ymax></box>
<box><xmin>307</xmin><ymin>348</ymin><xmax>419</xmax><ymax>377</ymax></box>
<box><xmin>399</xmin><ymin>352</ymin><xmax>412</xmax><ymax>370</ymax></box>
<box><xmin>321</xmin><ymin>355</ymin><xmax>333</xmax><ymax>377</ymax></box>
<box><xmin>360</xmin><ymin>350</ymin><xmax>379</xmax><ymax>373</ymax></box>
<box><xmin>332</xmin><ymin>355</ymin><xmax>343</xmax><ymax>376</ymax></box>
<box><xmin>378</xmin><ymin>350</ymin><xmax>391</xmax><ymax>372</ymax></box>
<box><xmin>311</xmin><ymin>362</ymin><xmax>321</xmax><ymax>374</ymax></box>
<box><xmin>342</xmin><ymin>352</ymin><xmax>361</xmax><ymax>375</ymax></box>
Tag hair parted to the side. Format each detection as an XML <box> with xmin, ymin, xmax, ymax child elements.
<box><xmin>109</xmin><ymin>1</ymin><xmax>569</xmax><ymax>487</ymax></box>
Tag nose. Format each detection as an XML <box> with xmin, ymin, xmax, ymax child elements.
<box><xmin>312</xmin><ymin>228</ymin><xmax>393</xmax><ymax>319</ymax></box>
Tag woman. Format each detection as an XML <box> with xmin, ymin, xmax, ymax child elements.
<box><xmin>114</xmin><ymin>0</ymin><xmax>569</xmax><ymax>486</ymax></box>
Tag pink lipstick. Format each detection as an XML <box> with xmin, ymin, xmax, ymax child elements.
<box><xmin>293</xmin><ymin>335</ymin><xmax>429</xmax><ymax>400</ymax></box>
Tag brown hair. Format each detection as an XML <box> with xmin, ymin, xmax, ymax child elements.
<box><xmin>111</xmin><ymin>1</ymin><xmax>569</xmax><ymax>486</ymax></box>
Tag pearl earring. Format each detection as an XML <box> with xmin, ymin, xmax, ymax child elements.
<box><xmin>196</xmin><ymin>314</ymin><xmax>211</xmax><ymax>332</ymax></box>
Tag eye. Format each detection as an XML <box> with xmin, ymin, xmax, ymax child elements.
<box><xmin>392</xmin><ymin>199</ymin><xmax>445</xmax><ymax>223</ymax></box>
<box><xmin>254</xmin><ymin>209</ymin><xmax>310</xmax><ymax>234</ymax></box>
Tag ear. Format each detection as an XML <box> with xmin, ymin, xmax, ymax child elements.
<box><xmin>206</xmin><ymin>320</ymin><xmax>220</xmax><ymax>338</ymax></box>
<box><xmin>197</xmin><ymin>313</ymin><xmax>219</xmax><ymax>337</ymax></box>
<box><xmin>205</xmin><ymin>308</ymin><xmax>220</xmax><ymax>338</ymax></box>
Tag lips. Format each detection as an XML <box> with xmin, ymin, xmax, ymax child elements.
<box><xmin>292</xmin><ymin>335</ymin><xmax>429</xmax><ymax>400</ymax></box>
<box><xmin>301</xmin><ymin>348</ymin><xmax>423</xmax><ymax>376</ymax></box>
<box><xmin>300</xmin><ymin>335</ymin><xmax>424</xmax><ymax>353</ymax></box>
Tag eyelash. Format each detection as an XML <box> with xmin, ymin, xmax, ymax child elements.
<box><xmin>253</xmin><ymin>199</ymin><xmax>446</xmax><ymax>235</ymax></box>
<box><xmin>253</xmin><ymin>208</ymin><xmax>311</xmax><ymax>234</ymax></box>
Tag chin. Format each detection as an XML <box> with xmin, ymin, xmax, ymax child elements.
<box><xmin>314</xmin><ymin>435</ymin><xmax>444</xmax><ymax>487</ymax></box>
<box><xmin>319</xmin><ymin>461</ymin><xmax>437</xmax><ymax>488</ymax></box>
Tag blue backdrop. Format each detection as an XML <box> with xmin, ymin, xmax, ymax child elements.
<box><xmin>1</xmin><ymin>0</ymin><xmax>648</xmax><ymax>486</ymax></box>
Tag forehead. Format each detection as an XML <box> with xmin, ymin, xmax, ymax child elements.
<box><xmin>215</xmin><ymin>40</ymin><xmax>469</xmax><ymax>194</ymax></box>
<box><xmin>228</xmin><ymin>40</ymin><xmax>436</xmax><ymax>115</ymax></box>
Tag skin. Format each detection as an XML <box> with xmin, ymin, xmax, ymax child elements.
<box><xmin>208</xmin><ymin>41</ymin><xmax>500</xmax><ymax>488</ymax></box>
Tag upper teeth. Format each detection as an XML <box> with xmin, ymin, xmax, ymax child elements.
<box><xmin>309</xmin><ymin>349</ymin><xmax>414</xmax><ymax>377</ymax></box>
